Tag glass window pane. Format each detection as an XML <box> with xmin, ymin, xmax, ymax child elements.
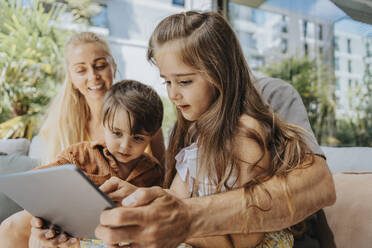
<box><xmin>227</xmin><ymin>0</ymin><xmax>372</xmax><ymax>147</ymax></box>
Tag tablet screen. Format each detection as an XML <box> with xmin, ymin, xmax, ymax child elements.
<box><xmin>0</xmin><ymin>164</ymin><xmax>115</xmax><ymax>239</ymax></box>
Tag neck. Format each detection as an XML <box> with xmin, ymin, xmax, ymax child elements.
<box><xmin>86</xmin><ymin>98</ymin><xmax>102</xmax><ymax>124</ymax></box>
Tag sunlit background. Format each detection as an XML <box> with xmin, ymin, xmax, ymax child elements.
<box><xmin>0</xmin><ymin>0</ymin><xmax>371</xmax><ymax>147</ymax></box>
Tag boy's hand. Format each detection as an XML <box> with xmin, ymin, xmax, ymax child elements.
<box><xmin>100</xmin><ymin>177</ymin><xmax>138</xmax><ymax>204</ymax></box>
<box><xmin>29</xmin><ymin>217</ymin><xmax>80</xmax><ymax>248</ymax></box>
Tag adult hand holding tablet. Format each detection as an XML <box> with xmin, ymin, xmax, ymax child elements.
<box><xmin>0</xmin><ymin>164</ymin><xmax>115</xmax><ymax>239</ymax></box>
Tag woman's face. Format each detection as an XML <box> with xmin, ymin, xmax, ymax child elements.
<box><xmin>66</xmin><ymin>42</ymin><xmax>115</xmax><ymax>104</ymax></box>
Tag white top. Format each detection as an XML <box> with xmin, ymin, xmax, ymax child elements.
<box><xmin>175</xmin><ymin>142</ymin><xmax>237</xmax><ymax>197</ymax></box>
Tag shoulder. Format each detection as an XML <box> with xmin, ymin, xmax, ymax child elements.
<box><xmin>255</xmin><ymin>77</ymin><xmax>297</xmax><ymax>98</ymax></box>
<box><xmin>65</xmin><ymin>141</ymin><xmax>91</xmax><ymax>153</ymax></box>
<box><xmin>56</xmin><ymin>141</ymin><xmax>94</xmax><ymax>161</ymax></box>
<box><xmin>130</xmin><ymin>153</ymin><xmax>164</xmax><ymax>187</ymax></box>
<box><xmin>237</xmin><ymin>114</ymin><xmax>265</xmax><ymax>138</ymax></box>
<box><xmin>139</xmin><ymin>152</ymin><xmax>161</xmax><ymax>168</ymax></box>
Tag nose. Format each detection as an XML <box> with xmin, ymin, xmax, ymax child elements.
<box><xmin>88</xmin><ymin>67</ymin><xmax>100</xmax><ymax>81</ymax></box>
<box><xmin>167</xmin><ymin>82</ymin><xmax>181</xmax><ymax>102</ymax></box>
<box><xmin>118</xmin><ymin>136</ymin><xmax>131</xmax><ymax>153</ymax></box>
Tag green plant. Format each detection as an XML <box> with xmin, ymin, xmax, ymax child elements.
<box><xmin>43</xmin><ymin>0</ymin><xmax>102</xmax><ymax>24</ymax></box>
<box><xmin>161</xmin><ymin>97</ymin><xmax>177</xmax><ymax>145</ymax></box>
<box><xmin>261</xmin><ymin>56</ymin><xmax>336</xmax><ymax>145</ymax></box>
<box><xmin>337</xmin><ymin>61</ymin><xmax>372</xmax><ymax>146</ymax></box>
<box><xmin>0</xmin><ymin>0</ymin><xmax>70</xmax><ymax>139</ymax></box>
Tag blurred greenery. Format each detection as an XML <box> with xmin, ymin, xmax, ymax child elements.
<box><xmin>0</xmin><ymin>0</ymin><xmax>71</xmax><ymax>139</ymax></box>
<box><xmin>335</xmin><ymin>61</ymin><xmax>372</xmax><ymax>146</ymax></box>
<box><xmin>261</xmin><ymin>55</ymin><xmax>371</xmax><ymax>147</ymax></box>
<box><xmin>161</xmin><ymin>97</ymin><xmax>177</xmax><ymax>146</ymax></box>
<box><xmin>0</xmin><ymin>0</ymin><xmax>101</xmax><ymax>139</ymax></box>
<box><xmin>43</xmin><ymin>0</ymin><xmax>103</xmax><ymax>24</ymax></box>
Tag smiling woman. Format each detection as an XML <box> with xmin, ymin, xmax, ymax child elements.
<box><xmin>28</xmin><ymin>32</ymin><xmax>165</xmax><ymax>166</ymax></box>
<box><xmin>31</xmin><ymin>32</ymin><xmax>117</xmax><ymax>164</ymax></box>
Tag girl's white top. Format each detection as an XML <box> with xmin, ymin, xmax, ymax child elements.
<box><xmin>175</xmin><ymin>142</ymin><xmax>237</xmax><ymax>197</ymax></box>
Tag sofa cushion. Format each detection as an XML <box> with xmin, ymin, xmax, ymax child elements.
<box><xmin>321</xmin><ymin>146</ymin><xmax>372</xmax><ymax>174</ymax></box>
<box><xmin>324</xmin><ymin>173</ymin><xmax>372</xmax><ymax>248</ymax></box>
<box><xmin>0</xmin><ymin>138</ymin><xmax>30</xmax><ymax>156</ymax></box>
<box><xmin>0</xmin><ymin>154</ymin><xmax>39</xmax><ymax>222</ymax></box>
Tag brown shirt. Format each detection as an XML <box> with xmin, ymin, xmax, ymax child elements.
<box><xmin>35</xmin><ymin>141</ymin><xmax>163</xmax><ymax>187</ymax></box>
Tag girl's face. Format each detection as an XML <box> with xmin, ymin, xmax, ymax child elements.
<box><xmin>155</xmin><ymin>49</ymin><xmax>215</xmax><ymax>121</ymax></box>
<box><xmin>66</xmin><ymin>42</ymin><xmax>114</xmax><ymax>104</ymax></box>
<box><xmin>104</xmin><ymin>110</ymin><xmax>152</xmax><ymax>164</ymax></box>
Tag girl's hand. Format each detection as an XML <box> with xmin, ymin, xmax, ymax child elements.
<box><xmin>29</xmin><ymin>217</ymin><xmax>80</xmax><ymax>248</ymax></box>
<box><xmin>100</xmin><ymin>177</ymin><xmax>138</xmax><ymax>205</ymax></box>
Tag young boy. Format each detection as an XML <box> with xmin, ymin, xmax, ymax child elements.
<box><xmin>36</xmin><ymin>79</ymin><xmax>164</xmax><ymax>188</ymax></box>
<box><xmin>2</xmin><ymin>80</ymin><xmax>164</xmax><ymax>247</ymax></box>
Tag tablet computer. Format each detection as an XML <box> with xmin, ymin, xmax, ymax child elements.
<box><xmin>0</xmin><ymin>164</ymin><xmax>115</xmax><ymax>239</ymax></box>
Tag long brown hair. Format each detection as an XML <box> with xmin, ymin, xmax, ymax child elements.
<box><xmin>148</xmin><ymin>11</ymin><xmax>313</xmax><ymax>197</ymax></box>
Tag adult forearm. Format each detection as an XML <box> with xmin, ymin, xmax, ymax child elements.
<box><xmin>186</xmin><ymin>155</ymin><xmax>336</xmax><ymax>237</ymax></box>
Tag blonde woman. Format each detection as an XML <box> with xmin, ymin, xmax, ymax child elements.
<box><xmin>29</xmin><ymin>32</ymin><xmax>165</xmax><ymax>166</ymax></box>
<box><xmin>0</xmin><ymin>32</ymin><xmax>165</xmax><ymax>247</ymax></box>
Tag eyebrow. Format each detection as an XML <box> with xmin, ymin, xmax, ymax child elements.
<box><xmin>111</xmin><ymin>126</ymin><xmax>149</xmax><ymax>135</ymax></box>
<box><xmin>72</xmin><ymin>57</ymin><xmax>107</xmax><ymax>66</ymax></box>
<box><xmin>160</xmin><ymin>72</ymin><xmax>197</xmax><ymax>78</ymax></box>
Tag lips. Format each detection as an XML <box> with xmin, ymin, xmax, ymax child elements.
<box><xmin>177</xmin><ymin>105</ymin><xmax>190</xmax><ymax>111</ymax></box>
<box><xmin>118</xmin><ymin>152</ymin><xmax>131</xmax><ymax>159</ymax></box>
<box><xmin>88</xmin><ymin>84</ymin><xmax>104</xmax><ymax>90</ymax></box>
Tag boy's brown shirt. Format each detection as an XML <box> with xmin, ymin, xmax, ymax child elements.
<box><xmin>35</xmin><ymin>141</ymin><xmax>163</xmax><ymax>187</ymax></box>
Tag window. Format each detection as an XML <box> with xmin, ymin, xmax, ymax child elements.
<box><xmin>319</xmin><ymin>46</ymin><xmax>323</xmax><ymax>55</ymax></box>
<box><xmin>237</xmin><ymin>31</ymin><xmax>257</xmax><ymax>50</ymax></box>
<box><xmin>251</xmin><ymin>56</ymin><xmax>264</xmax><ymax>70</ymax></box>
<box><xmin>318</xmin><ymin>24</ymin><xmax>323</xmax><ymax>40</ymax></box>
<box><xmin>367</xmin><ymin>42</ymin><xmax>371</xmax><ymax>57</ymax></box>
<box><xmin>304</xmin><ymin>43</ymin><xmax>308</xmax><ymax>55</ymax></box>
<box><xmin>335</xmin><ymin>57</ymin><xmax>340</xmax><ymax>71</ymax></box>
<box><xmin>281</xmin><ymin>38</ymin><xmax>288</xmax><ymax>53</ymax></box>
<box><xmin>334</xmin><ymin>36</ymin><xmax>340</xmax><ymax>51</ymax></box>
<box><xmin>335</xmin><ymin>77</ymin><xmax>340</xmax><ymax>90</ymax></box>
<box><xmin>348</xmin><ymin>59</ymin><xmax>352</xmax><ymax>73</ymax></box>
<box><xmin>347</xmin><ymin>39</ymin><xmax>352</xmax><ymax>53</ymax></box>
<box><xmin>172</xmin><ymin>0</ymin><xmax>184</xmax><ymax>6</ymax></box>
<box><xmin>348</xmin><ymin>79</ymin><xmax>352</xmax><ymax>88</ymax></box>
<box><xmin>281</xmin><ymin>15</ymin><xmax>288</xmax><ymax>33</ymax></box>
<box><xmin>303</xmin><ymin>20</ymin><xmax>308</xmax><ymax>38</ymax></box>
<box><xmin>91</xmin><ymin>4</ymin><xmax>108</xmax><ymax>28</ymax></box>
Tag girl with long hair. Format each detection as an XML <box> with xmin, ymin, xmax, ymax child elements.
<box><xmin>145</xmin><ymin>11</ymin><xmax>314</xmax><ymax>247</ymax></box>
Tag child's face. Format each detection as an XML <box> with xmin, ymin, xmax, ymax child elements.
<box><xmin>155</xmin><ymin>47</ymin><xmax>215</xmax><ymax>121</ymax></box>
<box><xmin>103</xmin><ymin>110</ymin><xmax>152</xmax><ymax>164</ymax></box>
<box><xmin>66</xmin><ymin>42</ymin><xmax>114</xmax><ymax>104</ymax></box>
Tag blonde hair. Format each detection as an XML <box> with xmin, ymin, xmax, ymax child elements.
<box><xmin>40</xmin><ymin>32</ymin><xmax>116</xmax><ymax>163</ymax></box>
<box><xmin>148</xmin><ymin>11</ymin><xmax>313</xmax><ymax>198</ymax></box>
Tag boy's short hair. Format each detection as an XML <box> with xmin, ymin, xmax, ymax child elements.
<box><xmin>101</xmin><ymin>80</ymin><xmax>163</xmax><ymax>136</ymax></box>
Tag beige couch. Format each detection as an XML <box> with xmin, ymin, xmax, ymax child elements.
<box><xmin>1</xmin><ymin>139</ymin><xmax>371</xmax><ymax>247</ymax></box>
<box><xmin>320</xmin><ymin>146</ymin><xmax>372</xmax><ymax>248</ymax></box>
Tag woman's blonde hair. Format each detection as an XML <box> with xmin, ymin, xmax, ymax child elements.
<box><xmin>148</xmin><ymin>11</ymin><xmax>313</xmax><ymax>198</ymax></box>
<box><xmin>40</xmin><ymin>32</ymin><xmax>116</xmax><ymax>163</ymax></box>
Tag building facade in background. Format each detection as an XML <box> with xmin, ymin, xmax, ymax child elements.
<box><xmin>77</xmin><ymin>0</ymin><xmax>371</xmax><ymax>116</ymax></box>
